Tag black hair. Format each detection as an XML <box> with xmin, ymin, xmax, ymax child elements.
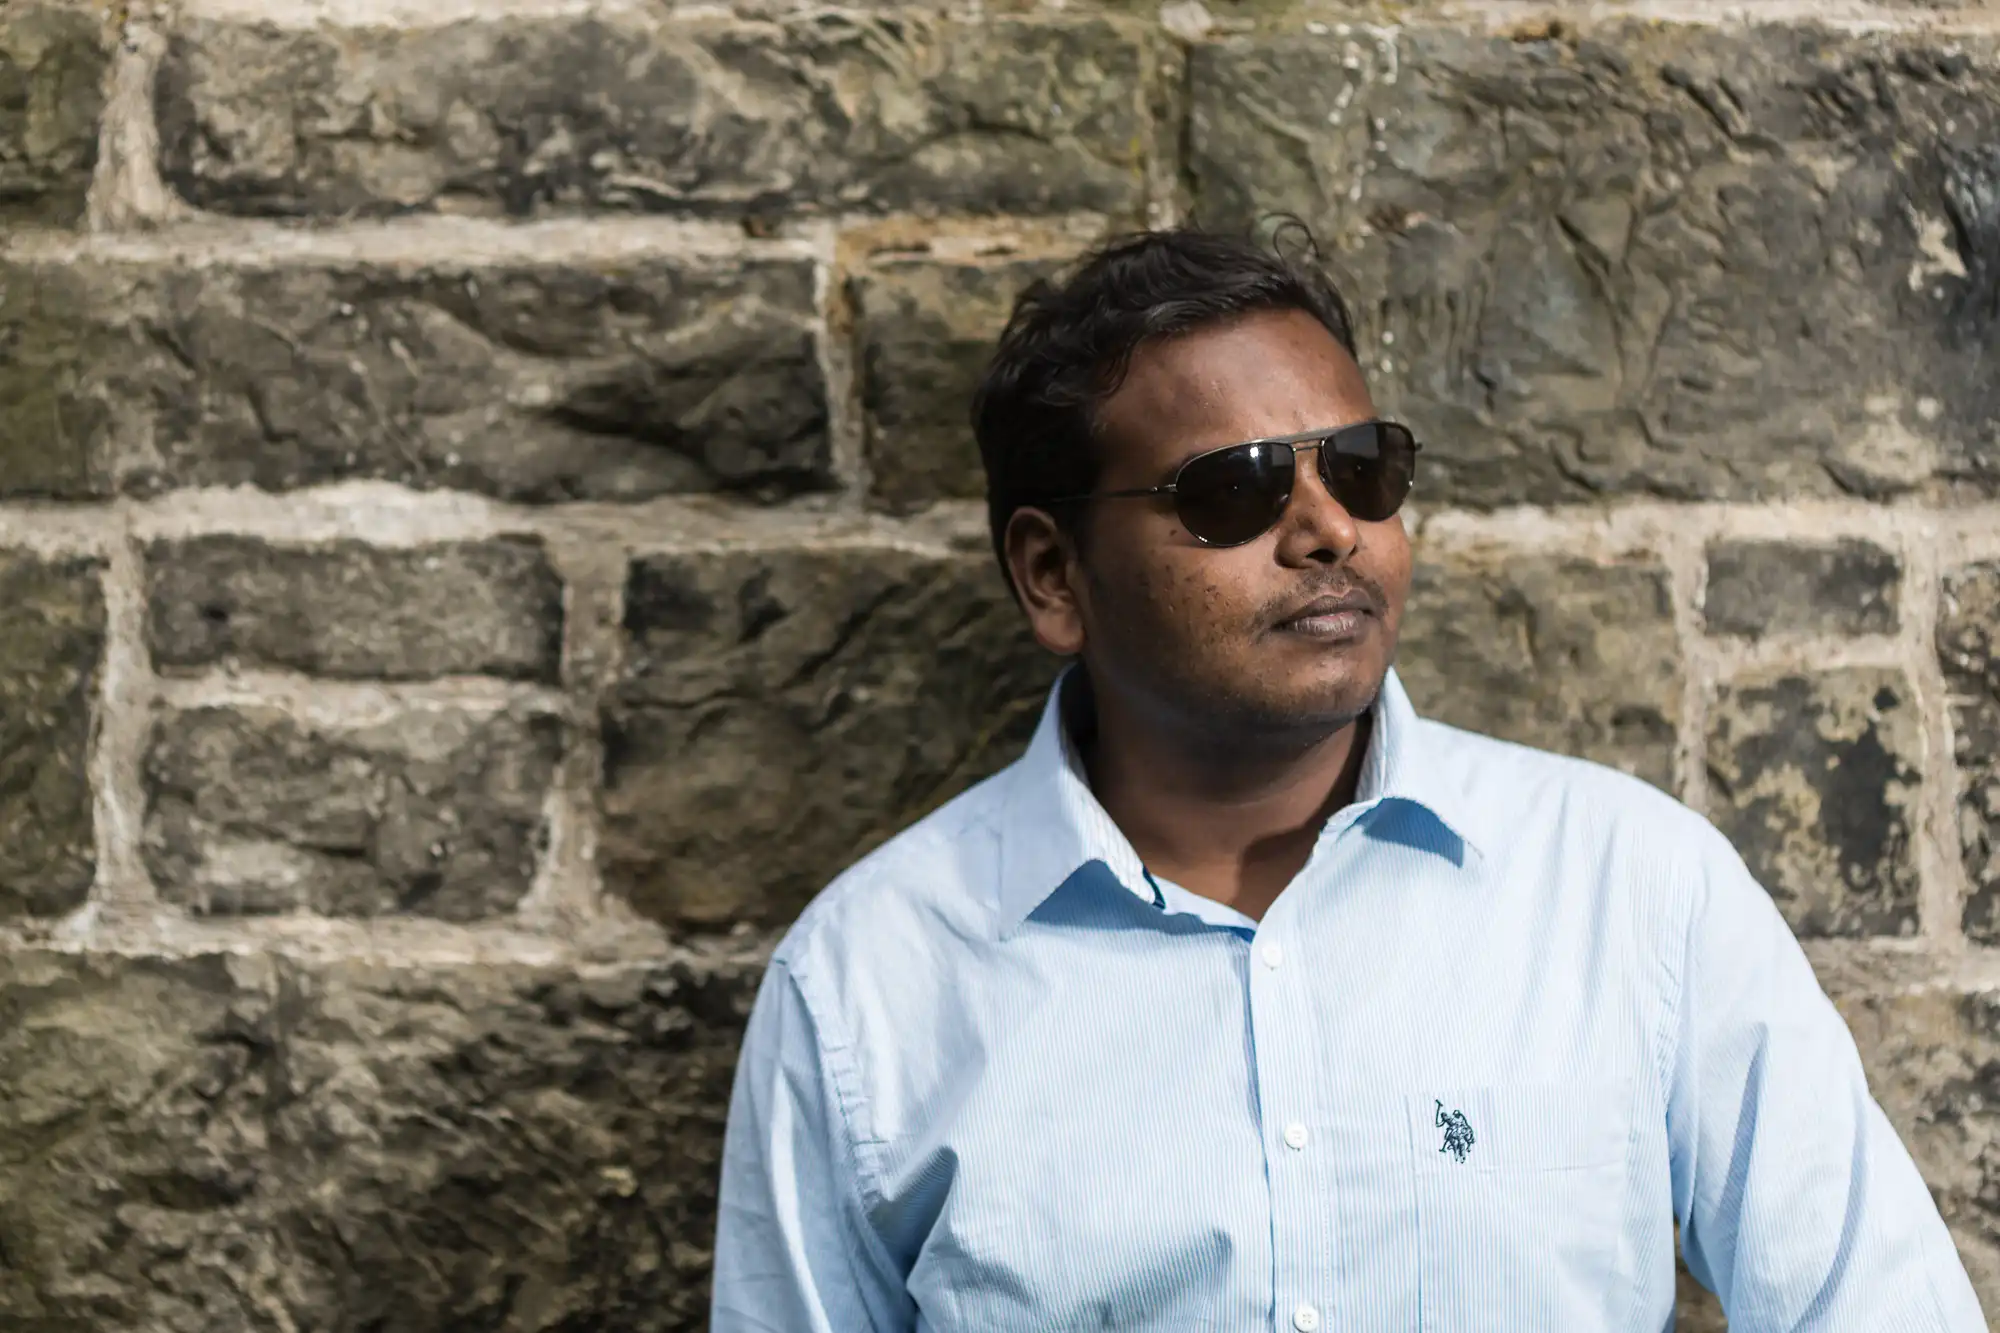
<box><xmin>970</xmin><ymin>221</ymin><xmax>1361</xmax><ymax>594</ymax></box>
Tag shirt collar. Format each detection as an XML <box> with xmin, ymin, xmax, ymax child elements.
<box><xmin>1359</xmin><ymin>667</ymin><xmax>1489</xmax><ymax>855</ymax></box>
<box><xmin>993</xmin><ymin>666</ymin><xmax>1484</xmax><ymax>939</ymax></box>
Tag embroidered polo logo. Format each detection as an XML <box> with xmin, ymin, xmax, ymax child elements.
<box><xmin>1435</xmin><ymin>1099</ymin><xmax>1475</xmax><ymax>1164</ymax></box>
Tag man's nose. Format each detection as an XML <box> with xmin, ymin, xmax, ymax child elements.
<box><xmin>1275</xmin><ymin>443</ymin><xmax>1360</xmax><ymax>562</ymax></box>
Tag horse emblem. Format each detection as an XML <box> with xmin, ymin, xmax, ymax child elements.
<box><xmin>1435</xmin><ymin>1099</ymin><xmax>1475</xmax><ymax>1164</ymax></box>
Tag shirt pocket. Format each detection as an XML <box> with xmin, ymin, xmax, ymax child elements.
<box><xmin>1404</xmin><ymin>1079</ymin><xmax>1634</xmax><ymax>1333</ymax></box>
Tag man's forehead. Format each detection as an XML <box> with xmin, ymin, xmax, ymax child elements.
<box><xmin>1095</xmin><ymin>309</ymin><xmax>1372</xmax><ymax>463</ymax></box>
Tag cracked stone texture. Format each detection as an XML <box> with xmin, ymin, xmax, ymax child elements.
<box><xmin>147</xmin><ymin>537</ymin><xmax>566</xmax><ymax>684</ymax></box>
<box><xmin>1941</xmin><ymin>561</ymin><xmax>2000</xmax><ymax>942</ymax></box>
<box><xmin>157</xmin><ymin>13</ymin><xmax>1149</xmax><ymax>221</ymax></box>
<box><xmin>143</xmin><ymin>704</ymin><xmax>562</xmax><ymax>920</ymax></box>
<box><xmin>1395</xmin><ymin>550</ymin><xmax>1682</xmax><ymax>789</ymax></box>
<box><xmin>1831</xmin><ymin>981</ymin><xmax>2000</xmax><ymax>1310</ymax></box>
<box><xmin>0</xmin><ymin>254</ymin><xmax>827</xmax><ymax>502</ymax></box>
<box><xmin>1703</xmin><ymin>537</ymin><xmax>1902</xmax><ymax>639</ymax></box>
<box><xmin>0</xmin><ymin>249</ymin><xmax>124</xmax><ymax>500</ymax></box>
<box><xmin>0</xmin><ymin>551</ymin><xmax>103</xmax><ymax>919</ymax></box>
<box><xmin>1190</xmin><ymin>22</ymin><xmax>2000</xmax><ymax>507</ymax></box>
<box><xmin>1706</xmin><ymin>669</ymin><xmax>1922</xmax><ymax>938</ymax></box>
<box><xmin>0</xmin><ymin>4</ymin><xmax>106</xmax><ymax>225</ymax></box>
<box><xmin>602</xmin><ymin>546</ymin><xmax>1058</xmax><ymax>930</ymax></box>
<box><xmin>0</xmin><ymin>946</ymin><xmax>756</xmax><ymax>1333</ymax></box>
<box><xmin>854</xmin><ymin>258</ymin><xmax>1061</xmax><ymax>509</ymax></box>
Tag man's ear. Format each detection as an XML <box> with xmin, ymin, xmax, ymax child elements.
<box><xmin>1003</xmin><ymin>506</ymin><xmax>1087</xmax><ymax>658</ymax></box>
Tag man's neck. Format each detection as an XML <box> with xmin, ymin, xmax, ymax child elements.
<box><xmin>1070</xmin><ymin>676</ymin><xmax>1373</xmax><ymax>923</ymax></box>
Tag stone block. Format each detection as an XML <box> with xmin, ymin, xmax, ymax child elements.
<box><xmin>854</xmin><ymin>258</ymin><xmax>1059</xmax><ymax>508</ymax></box>
<box><xmin>1395</xmin><ymin>550</ymin><xmax>1682</xmax><ymax>788</ymax></box>
<box><xmin>1706</xmin><ymin>669</ymin><xmax>1921</xmax><ymax>937</ymax></box>
<box><xmin>602</xmin><ymin>546</ymin><xmax>1058</xmax><ymax>930</ymax></box>
<box><xmin>157</xmin><ymin>13</ymin><xmax>1148</xmax><ymax>220</ymax></box>
<box><xmin>0</xmin><ymin>249</ymin><xmax>121</xmax><ymax>499</ymax></box>
<box><xmin>1940</xmin><ymin>561</ymin><xmax>2000</xmax><ymax>942</ymax></box>
<box><xmin>143</xmin><ymin>703</ymin><xmax>562</xmax><ymax>920</ymax></box>
<box><xmin>0</xmin><ymin>252</ymin><xmax>828</xmax><ymax>502</ymax></box>
<box><xmin>0</xmin><ymin>551</ymin><xmax>103</xmax><ymax>918</ymax></box>
<box><xmin>1190</xmin><ymin>23</ymin><xmax>2000</xmax><ymax>507</ymax></box>
<box><xmin>0</xmin><ymin>946</ymin><xmax>756</xmax><ymax>1333</ymax></box>
<box><xmin>1832</xmin><ymin>981</ymin><xmax>2000</xmax><ymax>1310</ymax></box>
<box><xmin>1703</xmin><ymin>538</ymin><xmax>1901</xmax><ymax>639</ymax></box>
<box><xmin>0</xmin><ymin>4</ymin><xmax>107</xmax><ymax>225</ymax></box>
<box><xmin>147</xmin><ymin>537</ymin><xmax>565</xmax><ymax>683</ymax></box>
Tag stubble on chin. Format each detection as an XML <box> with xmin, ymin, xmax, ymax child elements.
<box><xmin>1088</xmin><ymin>559</ymin><xmax>1396</xmax><ymax>745</ymax></box>
<box><xmin>1176</xmin><ymin>645</ymin><xmax>1387</xmax><ymax>753</ymax></box>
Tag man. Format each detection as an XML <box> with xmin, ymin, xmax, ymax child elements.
<box><xmin>710</xmin><ymin>227</ymin><xmax>1985</xmax><ymax>1330</ymax></box>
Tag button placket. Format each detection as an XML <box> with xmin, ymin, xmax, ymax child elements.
<box><xmin>1248</xmin><ymin>910</ymin><xmax>1329</xmax><ymax>1333</ymax></box>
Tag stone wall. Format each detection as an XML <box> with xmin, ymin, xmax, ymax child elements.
<box><xmin>0</xmin><ymin>0</ymin><xmax>1996</xmax><ymax>1327</ymax></box>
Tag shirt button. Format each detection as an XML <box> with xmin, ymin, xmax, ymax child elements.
<box><xmin>1292</xmin><ymin>1303</ymin><xmax>1321</xmax><ymax>1332</ymax></box>
<box><xmin>1283</xmin><ymin>1122</ymin><xmax>1310</xmax><ymax>1150</ymax></box>
<box><xmin>1259</xmin><ymin>940</ymin><xmax>1284</xmax><ymax>969</ymax></box>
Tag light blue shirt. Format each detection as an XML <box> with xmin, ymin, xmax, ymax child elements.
<box><xmin>712</xmin><ymin>668</ymin><xmax>1985</xmax><ymax>1331</ymax></box>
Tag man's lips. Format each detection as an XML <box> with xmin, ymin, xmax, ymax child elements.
<box><xmin>1272</xmin><ymin>591</ymin><xmax>1377</xmax><ymax>638</ymax></box>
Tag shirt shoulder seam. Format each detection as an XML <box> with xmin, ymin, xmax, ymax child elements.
<box><xmin>768</xmin><ymin>958</ymin><xmax>901</xmax><ymax>1331</ymax></box>
<box><xmin>1659</xmin><ymin>854</ymin><xmax>1704</xmax><ymax>1097</ymax></box>
<box><xmin>1662</xmin><ymin>827</ymin><xmax>1724</xmax><ymax>1262</ymax></box>
<box><xmin>779</xmin><ymin>954</ymin><xmax>890</xmax><ymax>1159</ymax></box>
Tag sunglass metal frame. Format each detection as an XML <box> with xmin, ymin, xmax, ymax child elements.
<box><xmin>1044</xmin><ymin>419</ymin><xmax>1421</xmax><ymax>548</ymax></box>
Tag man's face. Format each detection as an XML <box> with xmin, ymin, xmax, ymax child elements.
<box><xmin>1055</xmin><ymin>307</ymin><xmax>1411</xmax><ymax>740</ymax></box>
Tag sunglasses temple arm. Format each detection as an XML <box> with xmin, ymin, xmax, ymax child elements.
<box><xmin>1041</xmin><ymin>485</ymin><xmax>1176</xmax><ymax>504</ymax></box>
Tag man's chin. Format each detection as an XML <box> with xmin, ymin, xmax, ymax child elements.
<box><xmin>1226</xmin><ymin>656</ymin><xmax>1387</xmax><ymax>738</ymax></box>
<box><xmin>1271</xmin><ymin>629</ymin><xmax>1387</xmax><ymax>686</ymax></box>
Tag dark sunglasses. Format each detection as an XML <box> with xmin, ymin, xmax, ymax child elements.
<box><xmin>1046</xmin><ymin>419</ymin><xmax>1420</xmax><ymax>548</ymax></box>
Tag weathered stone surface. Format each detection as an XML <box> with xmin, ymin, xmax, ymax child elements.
<box><xmin>1190</xmin><ymin>23</ymin><xmax>2000</xmax><ymax>507</ymax></box>
<box><xmin>602</xmin><ymin>546</ymin><xmax>1057</xmax><ymax>930</ymax></box>
<box><xmin>854</xmin><ymin>258</ymin><xmax>1058</xmax><ymax>508</ymax></box>
<box><xmin>0</xmin><ymin>551</ymin><xmax>102</xmax><ymax>919</ymax></box>
<box><xmin>143</xmin><ymin>704</ymin><xmax>562</xmax><ymax>920</ymax></box>
<box><xmin>1706</xmin><ymin>669</ymin><xmax>1921</xmax><ymax>937</ymax></box>
<box><xmin>1941</xmin><ymin>561</ymin><xmax>2000</xmax><ymax>942</ymax></box>
<box><xmin>0</xmin><ymin>4</ymin><xmax>107</xmax><ymax>225</ymax></box>
<box><xmin>158</xmin><ymin>13</ymin><xmax>1148</xmax><ymax>220</ymax></box>
<box><xmin>0</xmin><ymin>251</ymin><xmax>121</xmax><ymax>500</ymax></box>
<box><xmin>1395</xmin><ymin>550</ymin><xmax>1682</xmax><ymax>788</ymax></box>
<box><xmin>147</xmin><ymin>537</ymin><xmax>565</xmax><ymax>683</ymax></box>
<box><xmin>0</xmin><ymin>253</ymin><xmax>828</xmax><ymax>502</ymax></box>
<box><xmin>1832</xmin><ymin>981</ymin><xmax>2000</xmax><ymax>1309</ymax></box>
<box><xmin>1703</xmin><ymin>538</ymin><xmax>1901</xmax><ymax>639</ymax></box>
<box><xmin>0</xmin><ymin>946</ymin><xmax>755</xmax><ymax>1333</ymax></box>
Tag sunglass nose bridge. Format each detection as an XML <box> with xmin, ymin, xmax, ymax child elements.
<box><xmin>1283</xmin><ymin>438</ymin><xmax>1362</xmax><ymax>525</ymax></box>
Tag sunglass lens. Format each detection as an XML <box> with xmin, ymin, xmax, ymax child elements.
<box><xmin>1173</xmin><ymin>441</ymin><xmax>1294</xmax><ymax>546</ymax></box>
<box><xmin>1320</xmin><ymin>421</ymin><xmax>1416</xmax><ymax>522</ymax></box>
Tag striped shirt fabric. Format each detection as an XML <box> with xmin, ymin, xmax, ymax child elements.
<box><xmin>711</xmin><ymin>668</ymin><xmax>1986</xmax><ymax>1332</ymax></box>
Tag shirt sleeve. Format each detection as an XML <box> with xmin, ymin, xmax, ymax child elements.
<box><xmin>1667</xmin><ymin>830</ymin><xmax>1987</xmax><ymax>1330</ymax></box>
<box><xmin>711</xmin><ymin>958</ymin><xmax>913</xmax><ymax>1333</ymax></box>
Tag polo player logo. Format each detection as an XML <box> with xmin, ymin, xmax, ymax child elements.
<box><xmin>1435</xmin><ymin>1099</ymin><xmax>1475</xmax><ymax>1164</ymax></box>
